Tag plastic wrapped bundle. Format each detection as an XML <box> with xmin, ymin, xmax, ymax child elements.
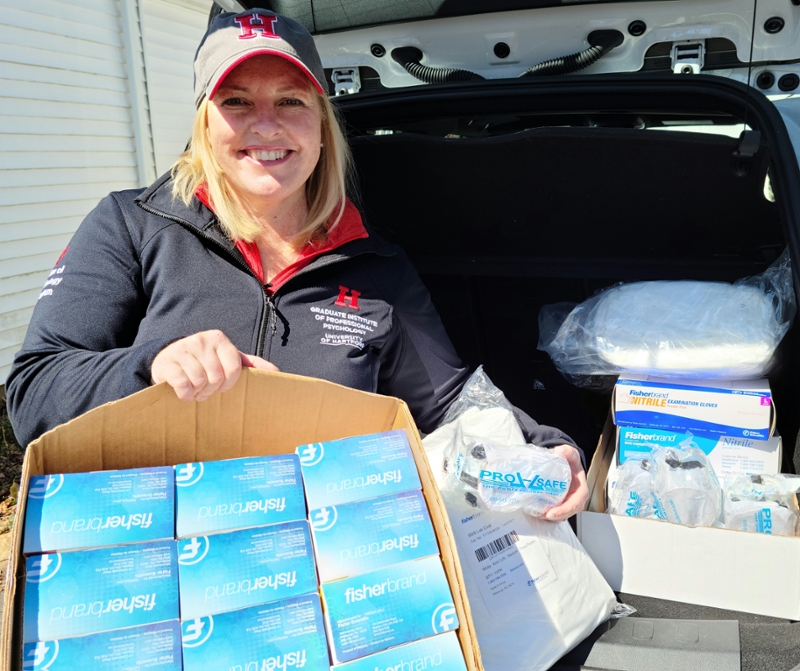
<box><xmin>657</xmin><ymin>448</ymin><xmax>722</xmax><ymax>527</ymax></box>
<box><xmin>609</xmin><ymin>447</ymin><xmax>721</xmax><ymax>528</ymax></box>
<box><xmin>722</xmin><ymin>474</ymin><xmax>800</xmax><ymax>536</ymax></box>
<box><xmin>538</xmin><ymin>250</ymin><xmax>795</xmax><ymax>385</ymax></box>
<box><xmin>443</xmin><ymin>435</ymin><xmax>571</xmax><ymax>517</ymax></box>
<box><xmin>608</xmin><ymin>456</ymin><xmax>664</xmax><ymax>520</ymax></box>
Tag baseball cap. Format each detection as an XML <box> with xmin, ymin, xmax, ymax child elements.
<box><xmin>194</xmin><ymin>9</ymin><xmax>328</xmax><ymax>108</ymax></box>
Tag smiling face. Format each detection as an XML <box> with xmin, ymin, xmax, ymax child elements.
<box><xmin>206</xmin><ymin>54</ymin><xmax>323</xmax><ymax>217</ymax></box>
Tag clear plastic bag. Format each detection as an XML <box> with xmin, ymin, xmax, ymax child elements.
<box><xmin>722</xmin><ymin>474</ymin><xmax>800</xmax><ymax>536</ymax></box>
<box><xmin>538</xmin><ymin>250</ymin><xmax>795</xmax><ymax>386</ymax></box>
<box><xmin>443</xmin><ymin>435</ymin><xmax>571</xmax><ymax>517</ymax></box>
<box><xmin>609</xmin><ymin>447</ymin><xmax>722</xmax><ymax>527</ymax></box>
<box><xmin>439</xmin><ymin>367</ymin><xmax>572</xmax><ymax>517</ymax></box>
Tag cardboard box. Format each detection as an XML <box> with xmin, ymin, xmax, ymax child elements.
<box><xmin>310</xmin><ymin>490</ymin><xmax>439</xmax><ymax>582</ymax></box>
<box><xmin>616</xmin><ymin>426</ymin><xmax>782</xmax><ymax>483</ymax></box>
<box><xmin>177</xmin><ymin>521</ymin><xmax>317</xmax><ymax>619</ymax></box>
<box><xmin>175</xmin><ymin>455</ymin><xmax>306</xmax><ymax>538</ymax></box>
<box><xmin>613</xmin><ymin>375</ymin><xmax>774</xmax><ymax>440</ymax></box>
<box><xmin>22</xmin><ymin>621</ymin><xmax>182</xmax><ymax>671</ymax></box>
<box><xmin>578</xmin><ymin>416</ymin><xmax>800</xmax><ymax>619</ymax></box>
<box><xmin>23</xmin><ymin>467</ymin><xmax>174</xmax><ymax>554</ymax></box>
<box><xmin>4</xmin><ymin>370</ymin><xmax>479</xmax><ymax>671</ymax></box>
<box><xmin>181</xmin><ymin>594</ymin><xmax>329</xmax><ymax>671</ymax></box>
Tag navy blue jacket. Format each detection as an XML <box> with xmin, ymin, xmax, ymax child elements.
<box><xmin>7</xmin><ymin>173</ymin><xmax>578</xmax><ymax>454</ymax></box>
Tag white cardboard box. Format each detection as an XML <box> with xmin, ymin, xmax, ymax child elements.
<box><xmin>577</xmin><ymin>417</ymin><xmax>800</xmax><ymax>620</ymax></box>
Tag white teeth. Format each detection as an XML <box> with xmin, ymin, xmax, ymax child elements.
<box><xmin>249</xmin><ymin>149</ymin><xmax>288</xmax><ymax>161</ymax></box>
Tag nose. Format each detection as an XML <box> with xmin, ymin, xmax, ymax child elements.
<box><xmin>250</xmin><ymin>102</ymin><xmax>282</xmax><ymax>137</ymax></box>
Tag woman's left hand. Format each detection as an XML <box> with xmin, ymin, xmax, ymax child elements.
<box><xmin>543</xmin><ymin>444</ymin><xmax>589</xmax><ymax>522</ymax></box>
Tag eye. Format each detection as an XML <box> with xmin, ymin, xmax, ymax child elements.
<box><xmin>220</xmin><ymin>97</ymin><xmax>248</xmax><ymax>107</ymax></box>
<box><xmin>281</xmin><ymin>97</ymin><xmax>306</xmax><ymax>107</ymax></box>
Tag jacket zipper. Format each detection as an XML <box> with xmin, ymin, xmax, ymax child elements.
<box><xmin>136</xmin><ymin>202</ymin><xmax>273</xmax><ymax>357</ymax></box>
<box><xmin>136</xmin><ymin>201</ymin><xmax>396</xmax><ymax>355</ymax></box>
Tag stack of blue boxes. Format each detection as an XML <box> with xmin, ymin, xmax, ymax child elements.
<box><xmin>21</xmin><ymin>432</ymin><xmax>469</xmax><ymax>670</ymax></box>
<box><xmin>22</xmin><ymin>468</ymin><xmax>182</xmax><ymax>670</ymax></box>
<box><xmin>174</xmin><ymin>454</ymin><xmax>329</xmax><ymax>671</ymax></box>
<box><xmin>298</xmin><ymin>430</ymin><xmax>465</xmax><ymax>668</ymax></box>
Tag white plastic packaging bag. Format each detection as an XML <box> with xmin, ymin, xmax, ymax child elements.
<box><xmin>722</xmin><ymin>474</ymin><xmax>800</xmax><ymax>536</ymax></box>
<box><xmin>441</xmin><ymin>490</ymin><xmax>622</xmax><ymax>671</ymax></box>
<box><xmin>423</xmin><ymin>367</ymin><xmax>628</xmax><ymax>671</ymax></box>
<box><xmin>538</xmin><ymin>250</ymin><xmax>795</xmax><ymax>386</ymax></box>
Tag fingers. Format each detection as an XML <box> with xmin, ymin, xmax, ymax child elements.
<box><xmin>544</xmin><ymin>444</ymin><xmax>589</xmax><ymax>522</ymax></box>
<box><xmin>151</xmin><ymin>330</ymin><xmax>274</xmax><ymax>402</ymax></box>
<box><xmin>240</xmin><ymin>352</ymin><xmax>280</xmax><ymax>372</ymax></box>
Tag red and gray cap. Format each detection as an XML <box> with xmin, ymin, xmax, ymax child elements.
<box><xmin>193</xmin><ymin>9</ymin><xmax>328</xmax><ymax>108</ymax></box>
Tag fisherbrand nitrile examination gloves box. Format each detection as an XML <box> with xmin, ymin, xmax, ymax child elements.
<box><xmin>181</xmin><ymin>594</ymin><xmax>329</xmax><ymax>671</ymax></box>
<box><xmin>296</xmin><ymin>430</ymin><xmax>421</xmax><ymax>509</ymax></box>
<box><xmin>22</xmin><ymin>621</ymin><xmax>182</xmax><ymax>671</ymax></box>
<box><xmin>310</xmin><ymin>490</ymin><xmax>439</xmax><ymax>582</ymax></box>
<box><xmin>177</xmin><ymin>520</ymin><xmax>316</xmax><ymax>619</ymax></box>
<box><xmin>335</xmin><ymin>632</ymin><xmax>467</xmax><ymax>671</ymax></box>
<box><xmin>23</xmin><ymin>467</ymin><xmax>174</xmax><ymax>554</ymax></box>
<box><xmin>322</xmin><ymin>555</ymin><xmax>459</xmax><ymax>663</ymax></box>
<box><xmin>22</xmin><ymin>541</ymin><xmax>179</xmax><ymax>643</ymax></box>
<box><xmin>617</xmin><ymin>426</ymin><xmax>782</xmax><ymax>480</ymax></box>
<box><xmin>175</xmin><ymin>455</ymin><xmax>305</xmax><ymax>538</ymax></box>
<box><xmin>613</xmin><ymin>375</ymin><xmax>773</xmax><ymax>440</ymax></box>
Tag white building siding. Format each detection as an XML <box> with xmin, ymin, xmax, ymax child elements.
<box><xmin>0</xmin><ymin>0</ymin><xmax>146</xmax><ymax>382</ymax></box>
<box><xmin>0</xmin><ymin>0</ymin><xmax>210</xmax><ymax>384</ymax></box>
<box><xmin>140</xmin><ymin>0</ymin><xmax>211</xmax><ymax>176</ymax></box>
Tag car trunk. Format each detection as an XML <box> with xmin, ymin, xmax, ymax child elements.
<box><xmin>336</xmin><ymin>74</ymin><xmax>800</xmax><ymax>671</ymax></box>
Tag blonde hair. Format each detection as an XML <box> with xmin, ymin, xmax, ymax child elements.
<box><xmin>171</xmin><ymin>93</ymin><xmax>352</xmax><ymax>244</ymax></box>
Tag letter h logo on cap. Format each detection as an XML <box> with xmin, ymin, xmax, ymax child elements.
<box><xmin>234</xmin><ymin>13</ymin><xmax>279</xmax><ymax>40</ymax></box>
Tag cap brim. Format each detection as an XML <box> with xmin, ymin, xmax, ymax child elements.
<box><xmin>206</xmin><ymin>49</ymin><xmax>326</xmax><ymax>103</ymax></box>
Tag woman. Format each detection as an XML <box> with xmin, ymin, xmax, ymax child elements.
<box><xmin>6</xmin><ymin>9</ymin><xmax>587</xmax><ymax>521</ymax></box>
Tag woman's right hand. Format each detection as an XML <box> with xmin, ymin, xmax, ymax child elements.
<box><xmin>151</xmin><ymin>330</ymin><xmax>278</xmax><ymax>402</ymax></box>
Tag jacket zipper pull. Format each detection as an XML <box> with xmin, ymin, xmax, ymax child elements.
<box><xmin>265</xmin><ymin>292</ymin><xmax>278</xmax><ymax>336</ymax></box>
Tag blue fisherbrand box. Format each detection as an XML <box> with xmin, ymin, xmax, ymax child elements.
<box><xmin>334</xmin><ymin>632</ymin><xmax>467</xmax><ymax>671</ymax></box>
<box><xmin>296</xmin><ymin>430</ymin><xmax>421</xmax><ymax>509</ymax></box>
<box><xmin>322</xmin><ymin>555</ymin><xmax>459</xmax><ymax>663</ymax></box>
<box><xmin>174</xmin><ymin>455</ymin><xmax>306</xmax><ymax>538</ymax></box>
<box><xmin>310</xmin><ymin>490</ymin><xmax>439</xmax><ymax>582</ymax></box>
<box><xmin>22</xmin><ymin>541</ymin><xmax>179</xmax><ymax>643</ymax></box>
<box><xmin>177</xmin><ymin>520</ymin><xmax>317</xmax><ymax>619</ymax></box>
<box><xmin>21</xmin><ymin>621</ymin><xmax>182</xmax><ymax>671</ymax></box>
<box><xmin>23</xmin><ymin>468</ymin><xmax>174</xmax><ymax>554</ymax></box>
<box><xmin>181</xmin><ymin>594</ymin><xmax>329</xmax><ymax>671</ymax></box>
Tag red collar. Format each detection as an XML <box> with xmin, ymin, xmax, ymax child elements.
<box><xmin>194</xmin><ymin>185</ymin><xmax>368</xmax><ymax>292</ymax></box>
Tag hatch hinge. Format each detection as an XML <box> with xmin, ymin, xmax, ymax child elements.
<box><xmin>734</xmin><ymin>130</ymin><xmax>762</xmax><ymax>158</ymax></box>
<box><xmin>331</xmin><ymin>68</ymin><xmax>361</xmax><ymax>96</ymax></box>
<box><xmin>671</xmin><ymin>40</ymin><xmax>706</xmax><ymax>74</ymax></box>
